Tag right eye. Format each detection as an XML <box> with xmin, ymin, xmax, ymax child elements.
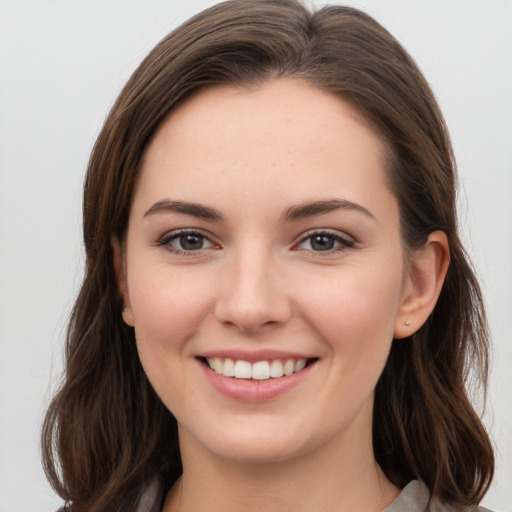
<box><xmin>294</xmin><ymin>229</ymin><xmax>355</xmax><ymax>255</ymax></box>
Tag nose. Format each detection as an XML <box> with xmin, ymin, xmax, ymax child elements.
<box><xmin>213</xmin><ymin>246</ymin><xmax>291</xmax><ymax>334</ymax></box>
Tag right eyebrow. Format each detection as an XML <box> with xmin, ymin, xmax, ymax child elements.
<box><xmin>283</xmin><ymin>198</ymin><xmax>375</xmax><ymax>222</ymax></box>
<box><xmin>143</xmin><ymin>199</ymin><xmax>224</xmax><ymax>222</ymax></box>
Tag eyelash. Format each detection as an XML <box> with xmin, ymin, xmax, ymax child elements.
<box><xmin>156</xmin><ymin>229</ymin><xmax>354</xmax><ymax>256</ymax></box>
<box><xmin>157</xmin><ymin>229</ymin><xmax>217</xmax><ymax>256</ymax></box>
<box><xmin>295</xmin><ymin>229</ymin><xmax>355</xmax><ymax>255</ymax></box>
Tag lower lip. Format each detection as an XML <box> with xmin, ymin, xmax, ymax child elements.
<box><xmin>198</xmin><ymin>359</ymin><xmax>317</xmax><ymax>402</ymax></box>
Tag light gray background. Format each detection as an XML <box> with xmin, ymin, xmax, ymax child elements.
<box><xmin>1</xmin><ymin>1</ymin><xmax>511</xmax><ymax>511</ymax></box>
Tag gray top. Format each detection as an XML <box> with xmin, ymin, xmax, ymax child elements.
<box><xmin>382</xmin><ymin>481</ymin><xmax>431</xmax><ymax>512</ymax></box>
<box><xmin>134</xmin><ymin>478</ymin><xmax>493</xmax><ymax>512</ymax></box>
<box><xmin>382</xmin><ymin>480</ymin><xmax>492</xmax><ymax>512</ymax></box>
<box><xmin>55</xmin><ymin>477</ymin><xmax>494</xmax><ymax>511</ymax></box>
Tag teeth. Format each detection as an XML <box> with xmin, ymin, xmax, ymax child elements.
<box><xmin>206</xmin><ymin>357</ymin><xmax>309</xmax><ymax>380</ymax></box>
<box><xmin>223</xmin><ymin>358</ymin><xmax>235</xmax><ymax>377</ymax></box>
<box><xmin>294</xmin><ymin>359</ymin><xmax>306</xmax><ymax>372</ymax></box>
<box><xmin>234</xmin><ymin>360</ymin><xmax>252</xmax><ymax>379</ymax></box>
<box><xmin>211</xmin><ymin>357</ymin><xmax>223</xmax><ymax>374</ymax></box>
<box><xmin>283</xmin><ymin>360</ymin><xmax>295</xmax><ymax>376</ymax></box>
<box><xmin>252</xmin><ymin>361</ymin><xmax>270</xmax><ymax>380</ymax></box>
<box><xmin>270</xmin><ymin>360</ymin><xmax>284</xmax><ymax>378</ymax></box>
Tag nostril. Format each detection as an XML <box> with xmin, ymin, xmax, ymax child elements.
<box><xmin>213</xmin><ymin>277</ymin><xmax>292</xmax><ymax>333</ymax></box>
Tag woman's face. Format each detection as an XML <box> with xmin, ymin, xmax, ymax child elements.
<box><xmin>120</xmin><ymin>79</ymin><xmax>412</xmax><ymax>464</ymax></box>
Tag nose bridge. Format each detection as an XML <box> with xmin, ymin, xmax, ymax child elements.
<box><xmin>214</xmin><ymin>238</ymin><xmax>289</xmax><ymax>332</ymax></box>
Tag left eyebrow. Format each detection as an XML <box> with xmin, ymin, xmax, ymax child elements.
<box><xmin>283</xmin><ymin>199</ymin><xmax>375</xmax><ymax>222</ymax></box>
<box><xmin>143</xmin><ymin>199</ymin><xmax>224</xmax><ymax>221</ymax></box>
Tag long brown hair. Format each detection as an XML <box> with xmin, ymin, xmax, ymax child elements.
<box><xmin>42</xmin><ymin>1</ymin><xmax>494</xmax><ymax>510</ymax></box>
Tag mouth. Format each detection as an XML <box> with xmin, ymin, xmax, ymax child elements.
<box><xmin>199</xmin><ymin>356</ymin><xmax>318</xmax><ymax>381</ymax></box>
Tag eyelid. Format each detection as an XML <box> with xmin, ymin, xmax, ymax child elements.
<box><xmin>154</xmin><ymin>227</ymin><xmax>354</xmax><ymax>256</ymax></box>
<box><xmin>294</xmin><ymin>228</ymin><xmax>355</xmax><ymax>254</ymax></box>
<box><xmin>156</xmin><ymin>228</ymin><xmax>220</xmax><ymax>254</ymax></box>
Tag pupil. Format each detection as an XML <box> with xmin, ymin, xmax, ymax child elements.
<box><xmin>311</xmin><ymin>235</ymin><xmax>334</xmax><ymax>251</ymax></box>
<box><xmin>181</xmin><ymin>234</ymin><xmax>203</xmax><ymax>250</ymax></box>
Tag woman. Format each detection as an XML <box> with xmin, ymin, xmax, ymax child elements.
<box><xmin>42</xmin><ymin>1</ymin><xmax>494</xmax><ymax>511</ymax></box>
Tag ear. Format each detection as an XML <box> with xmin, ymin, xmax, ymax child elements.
<box><xmin>111</xmin><ymin>236</ymin><xmax>135</xmax><ymax>327</ymax></box>
<box><xmin>394</xmin><ymin>231</ymin><xmax>450</xmax><ymax>339</ymax></box>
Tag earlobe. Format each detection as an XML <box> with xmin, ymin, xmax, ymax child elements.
<box><xmin>121</xmin><ymin>306</ymin><xmax>134</xmax><ymax>327</ymax></box>
<box><xmin>394</xmin><ymin>231</ymin><xmax>450</xmax><ymax>339</ymax></box>
<box><xmin>111</xmin><ymin>236</ymin><xmax>135</xmax><ymax>327</ymax></box>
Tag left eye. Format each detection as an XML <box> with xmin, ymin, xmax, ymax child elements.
<box><xmin>297</xmin><ymin>232</ymin><xmax>353</xmax><ymax>252</ymax></box>
<box><xmin>160</xmin><ymin>231</ymin><xmax>215</xmax><ymax>252</ymax></box>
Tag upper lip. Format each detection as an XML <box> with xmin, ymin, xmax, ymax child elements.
<box><xmin>197</xmin><ymin>349</ymin><xmax>318</xmax><ymax>363</ymax></box>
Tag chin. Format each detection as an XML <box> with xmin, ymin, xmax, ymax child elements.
<box><xmin>214</xmin><ymin>438</ymin><xmax>309</xmax><ymax>465</ymax></box>
<box><xmin>180</xmin><ymin>417</ymin><xmax>315</xmax><ymax>465</ymax></box>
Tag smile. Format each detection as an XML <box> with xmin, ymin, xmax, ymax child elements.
<box><xmin>197</xmin><ymin>353</ymin><xmax>319</xmax><ymax>401</ymax></box>
<box><xmin>205</xmin><ymin>357</ymin><xmax>312</xmax><ymax>380</ymax></box>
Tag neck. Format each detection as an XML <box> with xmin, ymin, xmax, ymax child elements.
<box><xmin>164</xmin><ymin>422</ymin><xmax>399</xmax><ymax>512</ymax></box>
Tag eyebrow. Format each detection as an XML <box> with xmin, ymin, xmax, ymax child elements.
<box><xmin>143</xmin><ymin>199</ymin><xmax>224</xmax><ymax>221</ymax></box>
<box><xmin>143</xmin><ymin>198</ymin><xmax>375</xmax><ymax>223</ymax></box>
<box><xmin>283</xmin><ymin>199</ymin><xmax>375</xmax><ymax>222</ymax></box>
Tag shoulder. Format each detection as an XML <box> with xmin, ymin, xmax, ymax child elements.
<box><xmin>383</xmin><ymin>481</ymin><xmax>496</xmax><ymax>512</ymax></box>
<box><xmin>53</xmin><ymin>477</ymin><xmax>164</xmax><ymax>512</ymax></box>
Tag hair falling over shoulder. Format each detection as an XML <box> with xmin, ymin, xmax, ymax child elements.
<box><xmin>41</xmin><ymin>1</ymin><xmax>494</xmax><ymax>511</ymax></box>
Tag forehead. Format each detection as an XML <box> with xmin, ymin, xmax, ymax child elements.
<box><xmin>146</xmin><ymin>78</ymin><xmax>380</xmax><ymax>159</ymax></box>
<box><xmin>134</xmin><ymin>78</ymin><xmax>396</xmax><ymax>221</ymax></box>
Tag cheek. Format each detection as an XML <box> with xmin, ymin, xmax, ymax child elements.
<box><xmin>128</xmin><ymin>265</ymin><xmax>215</xmax><ymax>352</ymax></box>
<box><xmin>127</xmin><ymin>267</ymin><xmax>216</xmax><ymax>413</ymax></box>
<box><xmin>294</xmin><ymin>260</ymin><xmax>404</xmax><ymax>355</ymax></box>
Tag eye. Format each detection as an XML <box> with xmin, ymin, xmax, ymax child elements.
<box><xmin>296</xmin><ymin>230</ymin><xmax>354</xmax><ymax>253</ymax></box>
<box><xmin>158</xmin><ymin>229</ymin><xmax>217</xmax><ymax>254</ymax></box>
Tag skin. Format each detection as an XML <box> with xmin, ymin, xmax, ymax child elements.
<box><xmin>114</xmin><ymin>79</ymin><xmax>449</xmax><ymax>511</ymax></box>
